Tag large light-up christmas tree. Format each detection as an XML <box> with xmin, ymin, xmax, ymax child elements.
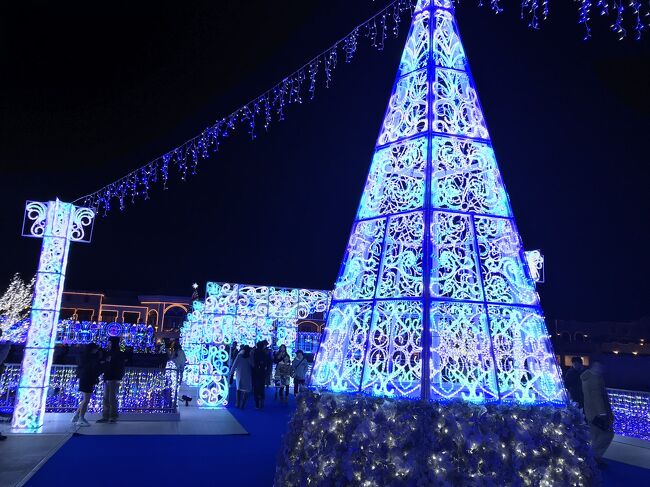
<box><xmin>277</xmin><ymin>1</ymin><xmax>595</xmax><ymax>484</ymax></box>
<box><xmin>310</xmin><ymin>0</ymin><xmax>566</xmax><ymax>406</ymax></box>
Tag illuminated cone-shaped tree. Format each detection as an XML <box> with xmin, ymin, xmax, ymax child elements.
<box><xmin>311</xmin><ymin>0</ymin><xmax>566</xmax><ymax>405</ymax></box>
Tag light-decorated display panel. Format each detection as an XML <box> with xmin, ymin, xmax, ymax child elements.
<box><xmin>311</xmin><ymin>2</ymin><xmax>566</xmax><ymax>405</ymax></box>
<box><xmin>181</xmin><ymin>282</ymin><xmax>330</xmax><ymax>407</ymax></box>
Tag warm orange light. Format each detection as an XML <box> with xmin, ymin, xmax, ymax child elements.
<box><xmin>101</xmin><ymin>304</ymin><xmax>148</xmax><ymax>309</ymax></box>
<box><xmin>64</xmin><ymin>291</ymin><xmax>105</xmax><ymax>297</ymax></box>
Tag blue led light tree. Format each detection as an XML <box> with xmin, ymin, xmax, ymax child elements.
<box><xmin>310</xmin><ymin>0</ymin><xmax>566</xmax><ymax>405</ymax></box>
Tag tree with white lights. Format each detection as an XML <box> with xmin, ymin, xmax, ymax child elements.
<box><xmin>0</xmin><ymin>273</ymin><xmax>34</xmax><ymax>329</ymax></box>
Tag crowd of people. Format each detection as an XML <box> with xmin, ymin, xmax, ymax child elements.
<box><xmin>564</xmin><ymin>356</ymin><xmax>615</xmax><ymax>468</ymax></box>
<box><xmin>228</xmin><ymin>340</ymin><xmax>309</xmax><ymax>410</ymax></box>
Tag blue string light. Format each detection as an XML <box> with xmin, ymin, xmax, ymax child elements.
<box><xmin>72</xmin><ymin>0</ymin><xmax>647</xmax><ymax>216</ymax></box>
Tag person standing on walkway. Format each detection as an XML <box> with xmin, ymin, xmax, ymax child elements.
<box><xmin>273</xmin><ymin>344</ymin><xmax>289</xmax><ymax>400</ymax></box>
<box><xmin>581</xmin><ymin>360</ymin><xmax>615</xmax><ymax>467</ymax></box>
<box><xmin>230</xmin><ymin>345</ymin><xmax>252</xmax><ymax>409</ymax></box>
<box><xmin>0</xmin><ymin>329</ymin><xmax>10</xmax><ymax>441</ymax></box>
<box><xmin>564</xmin><ymin>356</ymin><xmax>585</xmax><ymax>409</ymax></box>
<box><xmin>274</xmin><ymin>355</ymin><xmax>291</xmax><ymax>403</ymax></box>
<box><xmin>72</xmin><ymin>343</ymin><xmax>101</xmax><ymax>426</ymax></box>
<box><xmin>252</xmin><ymin>341</ymin><xmax>271</xmax><ymax>409</ymax></box>
<box><xmin>273</xmin><ymin>344</ymin><xmax>289</xmax><ymax>365</ymax></box>
<box><xmin>98</xmin><ymin>336</ymin><xmax>126</xmax><ymax>423</ymax></box>
<box><xmin>168</xmin><ymin>340</ymin><xmax>187</xmax><ymax>382</ymax></box>
<box><xmin>291</xmin><ymin>350</ymin><xmax>309</xmax><ymax>396</ymax></box>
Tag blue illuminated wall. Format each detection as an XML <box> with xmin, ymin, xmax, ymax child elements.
<box><xmin>311</xmin><ymin>0</ymin><xmax>566</xmax><ymax>405</ymax></box>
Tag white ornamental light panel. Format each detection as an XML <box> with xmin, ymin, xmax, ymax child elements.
<box><xmin>310</xmin><ymin>0</ymin><xmax>566</xmax><ymax>405</ymax></box>
<box><xmin>181</xmin><ymin>282</ymin><xmax>330</xmax><ymax>407</ymax></box>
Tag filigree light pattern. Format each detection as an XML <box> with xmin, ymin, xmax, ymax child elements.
<box><xmin>399</xmin><ymin>9</ymin><xmax>429</xmax><ymax>76</ymax></box>
<box><xmin>430</xmin><ymin>212</ymin><xmax>482</xmax><ymax>300</ymax></box>
<box><xmin>311</xmin><ymin>2</ymin><xmax>566</xmax><ymax>405</ymax></box>
<box><xmin>378</xmin><ymin>69</ymin><xmax>428</xmax><ymax>145</ymax></box>
<box><xmin>333</xmin><ymin>219</ymin><xmax>386</xmax><ymax>300</ymax></box>
<box><xmin>13</xmin><ymin>200</ymin><xmax>95</xmax><ymax>428</ymax></box>
<box><xmin>377</xmin><ymin>213</ymin><xmax>424</xmax><ymax>298</ymax></box>
<box><xmin>361</xmin><ymin>300</ymin><xmax>423</xmax><ymax>398</ymax></box>
<box><xmin>358</xmin><ymin>137</ymin><xmax>427</xmax><ymax>219</ymax></box>
<box><xmin>181</xmin><ymin>282</ymin><xmax>331</xmax><ymax>407</ymax></box>
<box><xmin>431</xmin><ymin>138</ymin><xmax>510</xmax><ymax>216</ymax></box>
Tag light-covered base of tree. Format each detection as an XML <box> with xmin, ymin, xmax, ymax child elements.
<box><xmin>276</xmin><ymin>391</ymin><xmax>597</xmax><ymax>486</ymax></box>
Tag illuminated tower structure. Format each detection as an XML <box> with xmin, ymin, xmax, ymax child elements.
<box><xmin>310</xmin><ymin>0</ymin><xmax>566</xmax><ymax>405</ymax></box>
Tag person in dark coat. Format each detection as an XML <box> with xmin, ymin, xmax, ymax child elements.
<box><xmin>273</xmin><ymin>344</ymin><xmax>289</xmax><ymax>365</ymax></box>
<box><xmin>252</xmin><ymin>341</ymin><xmax>272</xmax><ymax>409</ymax></box>
<box><xmin>264</xmin><ymin>340</ymin><xmax>273</xmax><ymax>386</ymax></box>
<box><xmin>97</xmin><ymin>336</ymin><xmax>127</xmax><ymax>423</ymax></box>
<box><xmin>564</xmin><ymin>356</ymin><xmax>585</xmax><ymax>409</ymax></box>
<box><xmin>72</xmin><ymin>343</ymin><xmax>101</xmax><ymax>426</ymax></box>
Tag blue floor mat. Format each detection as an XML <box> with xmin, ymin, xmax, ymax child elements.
<box><xmin>25</xmin><ymin>388</ymin><xmax>649</xmax><ymax>486</ymax></box>
<box><xmin>27</xmin><ymin>388</ymin><xmax>295</xmax><ymax>487</ymax></box>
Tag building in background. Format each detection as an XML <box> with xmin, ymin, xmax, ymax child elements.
<box><xmin>60</xmin><ymin>290</ymin><xmax>190</xmax><ymax>335</ymax></box>
<box><xmin>552</xmin><ymin>317</ymin><xmax>650</xmax><ymax>391</ymax></box>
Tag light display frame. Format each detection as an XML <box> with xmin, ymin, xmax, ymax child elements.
<box><xmin>57</xmin><ymin>320</ymin><xmax>156</xmax><ymax>352</ymax></box>
<box><xmin>524</xmin><ymin>249</ymin><xmax>545</xmax><ymax>283</ymax></box>
<box><xmin>2</xmin><ymin>319</ymin><xmax>156</xmax><ymax>353</ymax></box>
<box><xmin>181</xmin><ymin>282</ymin><xmax>330</xmax><ymax>407</ymax></box>
<box><xmin>310</xmin><ymin>1</ymin><xmax>567</xmax><ymax>406</ymax></box>
<box><xmin>12</xmin><ymin>199</ymin><xmax>95</xmax><ymax>429</ymax></box>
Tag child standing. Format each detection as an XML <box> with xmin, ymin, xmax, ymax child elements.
<box><xmin>274</xmin><ymin>355</ymin><xmax>291</xmax><ymax>403</ymax></box>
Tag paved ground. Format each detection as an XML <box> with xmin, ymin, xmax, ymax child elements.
<box><xmin>0</xmin><ymin>434</ymin><xmax>71</xmax><ymax>487</ymax></box>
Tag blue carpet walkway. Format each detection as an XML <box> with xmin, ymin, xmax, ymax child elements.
<box><xmin>27</xmin><ymin>389</ymin><xmax>293</xmax><ymax>487</ymax></box>
<box><xmin>26</xmin><ymin>389</ymin><xmax>649</xmax><ymax>487</ymax></box>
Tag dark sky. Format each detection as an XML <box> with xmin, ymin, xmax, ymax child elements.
<box><xmin>1</xmin><ymin>1</ymin><xmax>649</xmax><ymax>322</ymax></box>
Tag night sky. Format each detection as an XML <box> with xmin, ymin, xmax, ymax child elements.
<box><xmin>1</xmin><ymin>1</ymin><xmax>649</xmax><ymax>323</ymax></box>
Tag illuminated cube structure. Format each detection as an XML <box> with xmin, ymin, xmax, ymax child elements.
<box><xmin>310</xmin><ymin>0</ymin><xmax>566</xmax><ymax>405</ymax></box>
<box><xmin>181</xmin><ymin>282</ymin><xmax>330</xmax><ymax>407</ymax></box>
